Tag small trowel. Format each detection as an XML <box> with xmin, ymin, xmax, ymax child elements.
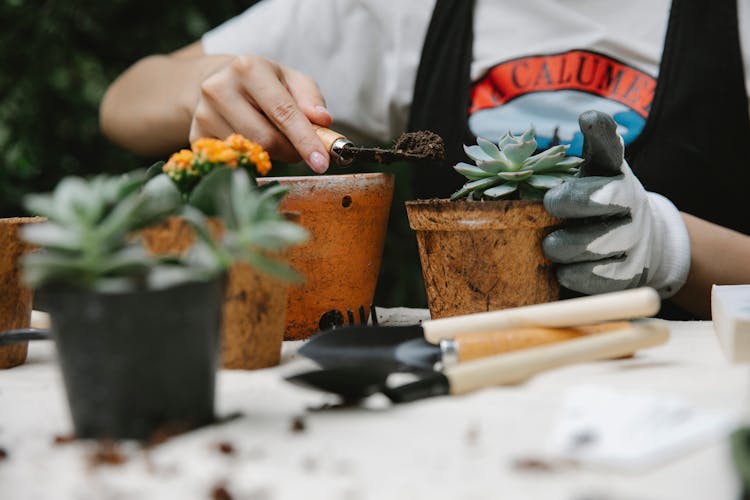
<box><xmin>313</xmin><ymin>126</ymin><xmax>446</xmax><ymax>166</ymax></box>
<box><xmin>287</xmin><ymin>321</ymin><xmax>670</xmax><ymax>404</ymax></box>
<box><xmin>299</xmin><ymin>321</ymin><xmax>632</xmax><ymax>371</ymax></box>
<box><xmin>298</xmin><ymin>287</ymin><xmax>661</xmax><ymax>373</ymax></box>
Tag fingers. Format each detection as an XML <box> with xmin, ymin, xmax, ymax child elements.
<box><xmin>556</xmin><ymin>259</ymin><xmax>648</xmax><ymax>296</ymax></box>
<box><xmin>198</xmin><ymin>71</ymin><xmax>299</xmax><ymax>161</ymax></box>
<box><xmin>578</xmin><ymin>110</ymin><xmax>624</xmax><ymax>177</ymax></box>
<box><xmin>231</xmin><ymin>56</ymin><xmax>330</xmax><ymax>173</ymax></box>
<box><xmin>189</xmin><ymin>99</ymin><xmax>236</xmax><ymax>145</ymax></box>
<box><xmin>544</xmin><ymin>175</ymin><xmax>630</xmax><ymax>218</ymax></box>
<box><xmin>543</xmin><ymin>217</ymin><xmax>631</xmax><ymax>264</ymax></box>
<box><xmin>283</xmin><ymin>67</ymin><xmax>333</xmax><ymax>127</ymax></box>
<box><xmin>191</xmin><ymin>55</ymin><xmax>332</xmax><ymax>173</ymax></box>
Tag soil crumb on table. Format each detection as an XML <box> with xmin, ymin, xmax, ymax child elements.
<box><xmin>211</xmin><ymin>484</ymin><xmax>234</xmax><ymax>500</ymax></box>
<box><xmin>216</xmin><ymin>441</ymin><xmax>235</xmax><ymax>455</ymax></box>
<box><xmin>290</xmin><ymin>415</ymin><xmax>306</xmax><ymax>433</ymax></box>
<box><xmin>88</xmin><ymin>441</ymin><xmax>127</xmax><ymax>467</ymax></box>
<box><xmin>394</xmin><ymin>131</ymin><xmax>446</xmax><ymax>160</ymax></box>
<box><xmin>0</xmin><ymin>447</ymin><xmax>7</xmax><ymax>461</ymax></box>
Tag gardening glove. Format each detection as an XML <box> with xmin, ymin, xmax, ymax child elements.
<box><xmin>541</xmin><ymin>110</ymin><xmax>690</xmax><ymax>298</ymax></box>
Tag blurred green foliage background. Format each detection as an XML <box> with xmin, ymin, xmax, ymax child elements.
<box><xmin>0</xmin><ymin>0</ymin><xmax>425</xmax><ymax>307</ymax></box>
<box><xmin>0</xmin><ymin>0</ymin><xmax>249</xmax><ymax>217</ymax></box>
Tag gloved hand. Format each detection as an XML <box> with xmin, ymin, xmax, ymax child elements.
<box><xmin>542</xmin><ymin>110</ymin><xmax>690</xmax><ymax>298</ymax></box>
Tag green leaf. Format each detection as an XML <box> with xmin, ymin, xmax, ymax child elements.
<box><xmin>502</xmin><ymin>138</ymin><xmax>537</xmax><ymax>165</ymax></box>
<box><xmin>526</xmin><ymin>174</ymin><xmax>565</xmax><ymax>190</ymax></box>
<box><xmin>52</xmin><ymin>177</ymin><xmax>92</xmax><ymax>225</ymax></box>
<box><xmin>22</xmin><ymin>193</ymin><xmax>56</xmax><ymax>218</ymax></box>
<box><xmin>244</xmin><ymin>252</ymin><xmax>304</xmax><ymax>283</ymax></box>
<box><xmin>453</xmin><ymin>162</ymin><xmax>495</xmax><ymax>180</ymax></box>
<box><xmin>519</xmin><ymin>184</ymin><xmax>546</xmax><ymax>200</ymax></box>
<box><xmin>20</xmin><ymin>222</ymin><xmax>82</xmax><ymax>252</ymax></box>
<box><xmin>463</xmin><ymin>144</ymin><xmax>495</xmax><ymax>162</ymax></box>
<box><xmin>526</xmin><ymin>151</ymin><xmax>571</xmax><ymax>172</ymax></box>
<box><xmin>477</xmin><ymin>137</ymin><xmax>503</xmax><ymax>160</ymax></box>
<box><xmin>97</xmin><ymin>192</ymin><xmax>145</xmax><ymax>245</ymax></box>
<box><xmin>482</xmin><ymin>183</ymin><xmax>518</xmax><ymax>199</ymax></box>
<box><xmin>497</xmin><ymin>131</ymin><xmax>514</xmax><ymax>149</ymax></box>
<box><xmin>496</xmin><ymin>170</ymin><xmax>534</xmax><ymax>181</ymax></box>
<box><xmin>22</xmin><ymin>251</ymin><xmax>95</xmax><ymax>289</ymax></box>
<box><xmin>134</xmin><ymin>174</ymin><xmax>183</xmax><ymax>230</ymax></box>
<box><xmin>97</xmin><ymin>245</ymin><xmax>152</xmax><ymax>276</ymax></box>
<box><xmin>188</xmin><ymin>166</ymin><xmax>233</xmax><ymax>217</ymax></box>
<box><xmin>243</xmin><ymin>221</ymin><xmax>309</xmax><ymax>251</ymax></box>
<box><xmin>145</xmin><ymin>161</ymin><xmax>166</xmax><ymax>180</ymax></box>
<box><xmin>476</xmin><ymin>158</ymin><xmax>514</xmax><ymax>174</ymax></box>
<box><xmin>520</xmin><ymin>127</ymin><xmax>536</xmax><ymax>142</ymax></box>
<box><xmin>450</xmin><ymin>177</ymin><xmax>502</xmax><ymax>200</ymax></box>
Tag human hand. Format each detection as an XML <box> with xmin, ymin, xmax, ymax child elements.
<box><xmin>542</xmin><ymin>110</ymin><xmax>690</xmax><ymax>298</ymax></box>
<box><xmin>190</xmin><ymin>54</ymin><xmax>333</xmax><ymax>173</ymax></box>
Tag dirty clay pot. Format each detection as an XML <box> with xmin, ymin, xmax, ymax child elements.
<box><xmin>37</xmin><ymin>277</ymin><xmax>225</xmax><ymax>440</ymax></box>
<box><xmin>258</xmin><ymin>173</ymin><xmax>394</xmax><ymax>340</ymax></box>
<box><xmin>140</xmin><ymin>217</ymin><xmax>288</xmax><ymax>369</ymax></box>
<box><xmin>406</xmin><ymin>199</ymin><xmax>560</xmax><ymax>319</ymax></box>
<box><xmin>0</xmin><ymin>217</ymin><xmax>43</xmax><ymax>369</ymax></box>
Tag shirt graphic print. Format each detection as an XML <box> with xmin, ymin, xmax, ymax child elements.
<box><xmin>469</xmin><ymin>50</ymin><xmax>656</xmax><ymax>155</ymax></box>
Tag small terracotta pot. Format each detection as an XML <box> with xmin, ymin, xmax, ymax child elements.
<box><xmin>0</xmin><ymin>217</ymin><xmax>43</xmax><ymax>369</ymax></box>
<box><xmin>258</xmin><ymin>173</ymin><xmax>394</xmax><ymax>340</ymax></box>
<box><xmin>406</xmin><ymin>199</ymin><xmax>560</xmax><ymax>319</ymax></box>
<box><xmin>140</xmin><ymin>217</ymin><xmax>288</xmax><ymax>369</ymax></box>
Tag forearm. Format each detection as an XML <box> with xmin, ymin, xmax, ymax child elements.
<box><xmin>100</xmin><ymin>50</ymin><xmax>231</xmax><ymax>157</ymax></box>
<box><xmin>671</xmin><ymin>212</ymin><xmax>750</xmax><ymax>318</ymax></box>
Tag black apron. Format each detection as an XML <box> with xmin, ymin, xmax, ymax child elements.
<box><xmin>408</xmin><ymin>0</ymin><xmax>750</xmax><ymax>317</ymax></box>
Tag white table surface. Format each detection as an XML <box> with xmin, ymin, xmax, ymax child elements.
<box><xmin>1</xmin><ymin>314</ymin><xmax>748</xmax><ymax>500</ymax></box>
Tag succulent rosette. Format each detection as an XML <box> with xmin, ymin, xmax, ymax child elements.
<box><xmin>451</xmin><ymin>128</ymin><xmax>583</xmax><ymax>201</ymax></box>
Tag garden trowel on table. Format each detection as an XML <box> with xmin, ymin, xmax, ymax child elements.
<box><xmin>297</xmin><ymin>287</ymin><xmax>662</xmax><ymax>371</ymax></box>
<box><xmin>288</xmin><ymin>319</ymin><xmax>670</xmax><ymax>403</ymax></box>
<box><xmin>313</xmin><ymin>126</ymin><xmax>445</xmax><ymax>166</ymax></box>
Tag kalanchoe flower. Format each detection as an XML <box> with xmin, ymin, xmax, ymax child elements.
<box><xmin>451</xmin><ymin>128</ymin><xmax>583</xmax><ymax>201</ymax></box>
<box><xmin>163</xmin><ymin>134</ymin><xmax>272</xmax><ymax>194</ymax></box>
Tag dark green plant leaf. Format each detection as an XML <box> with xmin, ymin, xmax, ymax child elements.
<box><xmin>188</xmin><ymin>166</ymin><xmax>233</xmax><ymax>217</ymax></box>
<box><xmin>483</xmin><ymin>183</ymin><xmax>518</xmax><ymax>199</ymax></box>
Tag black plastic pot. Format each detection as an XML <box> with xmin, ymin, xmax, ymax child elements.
<box><xmin>37</xmin><ymin>277</ymin><xmax>225</xmax><ymax>440</ymax></box>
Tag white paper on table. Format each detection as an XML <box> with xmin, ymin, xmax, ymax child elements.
<box><xmin>546</xmin><ymin>385</ymin><xmax>738</xmax><ymax>471</ymax></box>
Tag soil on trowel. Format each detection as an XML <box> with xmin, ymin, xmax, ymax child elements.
<box><xmin>393</xmin><ymin>130</ymin><xmax>446</xmax><ymax>161</ymax></box>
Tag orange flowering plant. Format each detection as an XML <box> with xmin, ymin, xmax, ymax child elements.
<box><xmin>160</xmin><ymin>134</ymin><xmax>272</xmax><ymax>194</ymax></box>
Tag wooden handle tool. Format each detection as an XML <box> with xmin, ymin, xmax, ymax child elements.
<box><xmin>422</xmin><ymin>287</ymin><xmax>661</xmax><ymax>343</ymax></box>
<box><xmin>448</xmin><ymin>321</ymin><xmax>631</xmax><ymax>364</ymax></box>
<box><xmin>446</xmin><ymin>320</ymin><xmax>669</xmax><ymax>395</ymax></box>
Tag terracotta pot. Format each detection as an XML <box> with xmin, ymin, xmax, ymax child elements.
<box><xmin>140</xmin><ymin>217</ymin><xmax>288</xmax><ymax>369</ymax></box>
<box><xmin>406</xmin><ymin>199</ymin><xmax>560</xmax><ymax>319</ymax></box>
<box><xmin>0</xmin><ymin>217</ymin><xmax>43</xmax><ymax>369</ymax></box>
<box><xmin>258</xmin><ymin>173</ymin><xmax>394</xmax><ymax>340</ymax></box>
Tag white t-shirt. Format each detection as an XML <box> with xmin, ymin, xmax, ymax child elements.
<box><xmin>203</xmin><ymin>0</ymin><xmax>750</xmax><ymax>155</ymax></box>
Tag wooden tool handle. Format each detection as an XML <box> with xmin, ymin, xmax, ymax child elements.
<box><xmin>312</xmin><ymin>125</ymin><xmax>347</xmax><ymax>152</ymax></box>
<box><xmin>446</xmin><ymin>321</ymin><xmax>669</xmax><ymax>395</ymax></box>
<box><xmin>454</xmin><ymin>321</ymin><xmax>631</xmax><ymax>363</ymax></box>
<box><xmin>31</xmin><ymin>310</ymin><xmax>49</xmax><ymax>329</ymax></box>
<box><xmin>422</xmin><ymin>287</ymin><xmax>660</xmax><ymax>343</ymax></box>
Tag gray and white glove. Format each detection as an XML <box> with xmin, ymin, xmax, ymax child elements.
<box><xmin>542</xmin><ymin>111</ymin><xmax>690</xmax><ymax>298</ymax></box>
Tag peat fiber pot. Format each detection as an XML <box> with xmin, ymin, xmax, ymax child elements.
<box><xmin>140</xmin><ymin>217</ymin><xmax>288</xmax><ymax>370</ymax></box>
<box><xmin>0</xmin><ymin>217</ymin><xmax>43</xmax><ymax>369</ymax></box>
<box><xmin>36</xmin><ymin>278</ymin><xmax>225</xmax><ymax>440</ymax></box>
<box><xmin>258</xmin><ymin>173</ymin><xmax>394</xmax><ymax>340</ymax></box>
<box><xmin>405</xmin><ymin>199</ymin><xmax>560</xmax><ymax>319</ymax></box>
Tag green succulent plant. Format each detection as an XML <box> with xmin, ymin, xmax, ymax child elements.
<box><xmin>451</xmin><ymin>128</ymin><xmax>583</xmax><ymax>201</ymax></box>
<box><xmin>21</xmin><ymin>171</ymin><xmax>185</xmax><ymax>292</ymax></box>
<box><xmin>21</xmin><ymin>168</ymin><xmax>308</xmax><ymax>292</ymax></box>
<box><xmin>178</xmin><ymin>168</ymin><xmax>309</xmax><ymax>284</ymax></box>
